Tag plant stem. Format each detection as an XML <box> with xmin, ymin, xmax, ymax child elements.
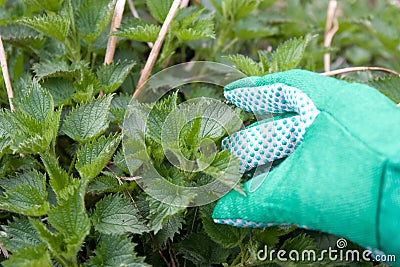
<box><xmin>102</xmin><ymin>0</ymin><xmax>127</xmax><ymax>96</ymax></box>
<box><xmin>0</xmin><ymin>35</ymin><xmax>15</xmax><ymax>112</ymax></box>
<box><xmin>323</xmin><ymin>0</ymin><xmax>338</xmax><ymax>72</ymax></box>
<box><xmin>321</xmin><ymin>66</ymin><xmax>399</xmax><ymax>76</ymax></box>
<box><xmin>133</xmin><ymin>0</ymin><xmax>182</xmax><ymax>99</ymax></box>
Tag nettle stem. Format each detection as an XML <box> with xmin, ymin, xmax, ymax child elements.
<box><xmin>0</xmin><ymin>35</ymin><xmax>15</xmax><ymax>112</ymax></box>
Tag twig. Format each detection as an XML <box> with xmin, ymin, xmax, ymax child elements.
<box><xmin>324</xmin><ymin>0</ymin><xmax>338</xmax><ymax>72</ymax></box>
<box><xmin>0</xmin><ymin>241</ymin><xmax>8</xmax><ymax>259</ymax></box>
<box><xmin>133</xmin><ymin>0</ymin><xmax>182</xmax><ymax>99</ymax></box>
<box><xmin>321</xmin><ymin>66</ymin><xmax>399</xmax><ymax>77</ymax></box>
<box><xmin>0</xmin><ymin>35</ymin><xmax>15</xmax><ymax>112</ymax></box>
<box><xmin>127</xmin><ymin>0</ymin><xmax>154</xmax><ymax>48</ymax></box>
<box><xmin>102</xmin><ymin>0</ymin><xmax>127</xmax><ymax>96</ymax></box>
<box><xmin>180</xmin><ymin>0</ymin><xmax>189</xmax><ymax>8</ymax></box>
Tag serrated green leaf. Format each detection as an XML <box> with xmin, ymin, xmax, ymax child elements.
<box><xmin>177</xmin><ymin>233</ymin><xmax>230</xmax><ymax>266</ymax></box>
<box><xmin>47</xmin><ymin>181</ymin><xmax>90</xmax><ymax>257</ymax></box>
<box><xmin>40</xmin><ymin>153</ymin><xmax>70</xmax><ymax>195</ymax></box>
<box><xmin>254</xmin><ymin>226</ymin><xmax>297</xmax><ymax>248</ymax></box>
<box><xmin>29</xmin><ymin>218</ymin><xmax>66</xmax><ymax>257</ymax></box>
<box><xmin>19</xmin><ymin>13</ymin><xmax>71</xmax><ymax>43</ymax></box>
<box><xmin>76</xmin><ymin>0</ymin><xmax>115</xmax><ymax>44</ymax></box>
<box><xmin>147</xmin><ymin>197</ymin><xmax>187</xmax><ymax>234</ymax></box>
<box><xmin>41</xmin><ymin>78</ymin><xmax>75</xmax><ymax>106</ymax></box>
<box><xmin>85</xmin><ymin>234</ymin><xmax>150</xmax><ymax>267</ymax></box>
<box><xmin>91</xmin><ymin>194</ymin><xmax>148</xmax><ymax>234</ymax></box>
<box><xmin>0</xmin><ymin>24</ymin><xmax>45</xmax><ymax>51</ymax></box>
<box><xmin>280</xmin><ymin>233</ymin><xmax>316</xmax><ymax>252</ymax></box>
<box><xmin>173</xmin><ymin>10</ymin><xmax>215</xmax><ymax>41</ymax></box>
<box><xmin>222</xmin><ymin>0</ymin><xmax>260</xmax><ymax>21</ymax></box>
<box><xmin>97</xmin><ymin>60</ymin><xmax>135</xmax><ymax>94</ymax></box>
<box><xmin>113</xmin><ymin>147</ymin><xmax>130</xmax><ymax>173</ymax></box>
<box><xmin>10</xmin><ymin>108</ymin><xmax>61</xmax><ymax>154</ymax></box>
<box><xmin>173</xmin><ymin>27</ymin><xmax>215</xmax><ymax>41</ymax></box>
<box><xmin>154</xmin><ymin>213</ymin><xmax>183</xmax><ymax>247</ymax></box>
<box><xmin>200</xmin><ymin>204</ymin><xmax>248</xmax><ymax>248</ymax></box>
<box><xmin>75</xmin><ymin>134</ymin><xmax>121</xmax><ymax>181</ymax></box>
<box><xmin>24</xmin><ymin>0</ymin><xmax>64</xmax><ymax>12</ymax></box>
<box><xmin>1</xmin><ymin>244</ymin><xmax>52</xmax><ymax>267</ymax></box>
<box><xmin>32</xmin><ymin>60</ymin><xmax>81</xmax><ymax>80</ymax></box>
<box><xmin>146</xmin><ymin>0</ymin><xmax>173</xmax><ymax>23</ymax></box>
<box><xmin>114</xmin><ymin>23</ymin><xmax>161</xmax><ymax>42</ymax></box>
<box><xmin>62</xmin><ymin>95</ymin><xmax>113</xmax><ymax>142</ymax></box>
<box><xmin>225</xmin><ymin>54</ymin><xmax>264</xmax><ymax>76</ymax></box>
<box><xmin>258</xmin><ymin>50</ymin><xmax>272</xmax><ymax>73</ymax></box>
<box><xmin>367</xmin><ymin>75</ymin><xmax>400</xmax><ymax>103</ymax></box>
<box><xmin>0</xmin><ymin>217</ymin><xmax>44</xmax><ymax>253</ymax></box>
<box><xmin>87</xmin><ymin>175</ymin><xmax>123</xmax><ymax>193</ymax></box>
<box><xmin>72</xmin><ymin>67</ymin><xmax>100</xmax><ymax>102</ymax></box>
<box><xmin>0</xmin><ymin>170</ymin><xmax>49</xmax><ymax>216</ymax></box>
<box><xmin>147</xmin><ymin>92</ymin><xmax>178</xmax><ymax>142</ymax></box>
<box><xmin>15</xmin><ymin>81</ymin><xmax>54</xmax><ymax>123</ymax></box>
<box><xmin>270</xmin><ymin>35</ymin><xmax>312</xmax><ymax>73</ymax></box>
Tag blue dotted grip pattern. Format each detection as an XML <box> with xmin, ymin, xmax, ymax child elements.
<box><xmin>222</xmin><ymin>83</ymin><xmax>320</xmax><ymax>173</ymax></box>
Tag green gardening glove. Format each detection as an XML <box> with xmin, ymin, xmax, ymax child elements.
<box><xmin>212</xmin><ymin>69</ymin><xmax>400</xmax><ymax>264</ymax></box>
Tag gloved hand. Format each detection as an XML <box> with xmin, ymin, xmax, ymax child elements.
<box><xmin>212</xmin><ymin>69</ymin><xmax>400</xmax><ymax>264</ymax></box>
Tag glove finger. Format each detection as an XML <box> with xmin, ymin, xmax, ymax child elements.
<box><xmin>221</xmin><ymin>115</ymin><xmax>304</xmax><ymax>173</ymax></box>
<box><xmin>224</xmin><ymin>81</ymin><xmax>319</xmax><ymax>129</ymax></box>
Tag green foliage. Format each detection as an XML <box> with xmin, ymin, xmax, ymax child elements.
<box><xmin>91</xmin><ymin>194</ymin><xmax>147</xmax><ymax>234</ymax></box>
<box><xmin>0</xmin><ymin>170</ymin><xmax>49</xmax><ymax>216</ymax></box>
<box><xmin>84</xmin><ymin>234</ymin><xmax>150</xmax><ymax>267</ymax></box>
<box><xmin>18</xmin><ymin>13</ymin><xmax>71</xmax><ymax>44</ymax></box>
<box><xmin>75</xmin><ymin>133</ymin><xmax>121</xmax><ymax>181</ymax></box>
<box><xmin>114</xmin><ymin>21</ymin><xmax>161</xmax><ymax>42</ymax></box>
<box><xmin>76</xmin><ymin>0</ymin><xmax>115</xmax><ymax>45</ymax></box>
<box><xmin>62</xmin><ymin>95</ymin><xmax>113</xmax><ymax>142</ymax></box>
<box><xmin>97</xmin><ymin>60</ymin><xmax>136</xmax><ymax>94</ymax></box>
<box><xmin>1</xmin><ymin>0</ymin><xmax>400</xmax><ymax>266</ymax></box>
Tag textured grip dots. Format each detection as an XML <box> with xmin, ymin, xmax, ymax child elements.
<box><xmin>222</xmin><ymin>83</ymin><xmax>320</xmax><ymax>173</ymax></box>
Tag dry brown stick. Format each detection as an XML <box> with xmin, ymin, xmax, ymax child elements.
<box><xmin>321</xmin><ymin>66</ymin><xmax>399</xmax><ymax>77</ymax></box>
<box><xmin>127</xmin><ymin>0</ymin><xmax>154</xmax><ymax>48</ymax></box>
<box><xmin>180</xmin><ymin>0</ymin><xmax>190</xmax><ymax>8</ymax></box>
<box><xmin>0</xmin><ymin>35</ymin><xmax>15</xmax><ymax>112</ymax></box>
<box><xmin>101</xmin><ymin>0</ymin><xmax>127</xmax><ymax>96</ymax></box>
<box><xmin>324</xmin><ymin>0</ymin><xmax>338</xmax><ymax>72</ymax></box>
<box><xmin>132</xmin><ymin>0</ymin><xmax>182</xmax><ymax>99</ymax></box>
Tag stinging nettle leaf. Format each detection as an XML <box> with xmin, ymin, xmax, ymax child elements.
<box><xmin>24</xmin><ymin>0</ymin><xmax>64</xmax><ymax>12</ymax></box>
<box><xmin>114</xmin><ymin>23</ymin><xmax>161</xmax><ymax>42</ymax></box>
<box><xmin>200</xmin><ymin>204</ymin><xmax>249</xmax><ymax>248</ymax></box>
<box><xmin>76</xmin><ymin>0</ymin><xmax>116</xmax><ymax>44</ymax></box>
<box><xmin>1</xmin><ymin>244</ymin><xmax>52</xmax><ymax>267</ymax></box>
<box><xmin>97</xmin><ymin>60</ymin><xmax>135</xmax><ymax>94</ymax></box>
<box><xmin>84</xmin><ymin>234</ymin><xmax>150</xmax><ymax>267</ymax></box>
<box><xmin>0</xmin><ymin>170</ymin><xmax>49</xmax><ymax>216</ymax></box>
<box><xmin>62</xmin><ymin>94</ymin><xmax>113</xmax><ymax>142</ymax></box>
<box><xmin>0</xmin><ymin>216</ymin><xmax>44</xmax><ymax>253</ymax></box>
<box><xmin>47</xmin><ymin>181</ymin><xmax>90</xmax><ymax>257</ymax></box>
<box><xmin>146</xmin><ymin>0</ymin><xmax>173</xmax><ymax>23</ymax></box>
<box><xmin>0</xmin><ymin>24</ymin><xmax>45</xmax><ymax>51</ymax></box>
<box><xmin>225</xmin><ymin>54</ymin><xmax>264</xmax><ymax>76</ymax></box>
<box><xmin>18</xmin><ymin>13</ymin><xmax>71</xmax><ymax>43</ymax></box>
<box><xmin>154</xmin><ymin>213</ymin><xmax>184</xmax><ymax>247</ymax></box>
<box><xmin>15</xmin><ymin>81</ymin><xmax>54</xmax><ymax>123</ymax></box>
<box><xmin>75</xmin><ymin>133</ymin><xmax>121</xmax><ymax>181</ymax></box>
<box><xmin>91</xmin><ymin>194</ymin><xmax>148</xmax><ymax>235</ymax></box>
<box><xmin>270</xmin><ymin>35</ymin><xmax>313</xmax><ymax>73</ymax></box>
<box><xmin>32</xmin><ymin>60</ymin><xmax>82</xmax><ymax>80</ymax></box>
<box><xmin>40</xmin><ymin>153</ymin><xmax>70</xmax><ymax>195</ymax></box>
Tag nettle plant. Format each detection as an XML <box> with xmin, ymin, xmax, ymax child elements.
<box><xmin>0</xmin><ymin>0</ymin><xmax>399</xmax><ymax>266</ymax></box>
